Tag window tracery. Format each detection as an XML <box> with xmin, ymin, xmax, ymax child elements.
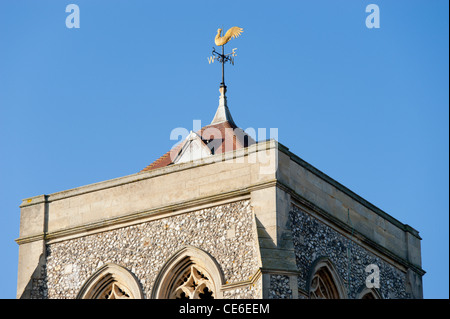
<box><xmin>151</xmin><ymin>246</ymin><xmax>224</xmax><ymax>299</ymax></box>
<box><xmin>310</xmin><ymin>268</ymin><xmax>340</xmax><ymax>299</ymax></box>
<box><xmin>170</xmin><ymin>265</ymin><xmax>215</xmax><ymax>299</ymax></box>
<box><xmin>308</xmin><ymin>259</ymin><xmax>345</xmax><ymax>299</ymax></box>
<box><xmin>98</xmin><ymin>282</ymin><xmax>131</xmax><ymax>299</ymax></box>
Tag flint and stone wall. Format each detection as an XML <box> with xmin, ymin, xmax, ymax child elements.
<box><xmin>30</xmin><ymin>200</ymin><xmax>261</xmax><ymax>299</ymax></box>
<box><xmin>290</xmin><ymin>204</ymin><xmax>409</xmax><ymax>299</ymax></box>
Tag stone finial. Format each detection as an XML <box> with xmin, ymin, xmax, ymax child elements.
<box><xmin>211</xmin><ymin>85</ymin><xmax>236</xmax><ymax>126</ymax></box>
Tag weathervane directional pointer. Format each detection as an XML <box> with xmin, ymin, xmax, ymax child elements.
<box><xmin>208</xmin><ymin>26</ymin><xmax>243</xmax><ymax>88</ymax></box>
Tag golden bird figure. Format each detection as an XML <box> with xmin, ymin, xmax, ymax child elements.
<box><xmin>215</xmin><ymin>26</ymin><xmax>243</xmax><ymax>46</ymax></box>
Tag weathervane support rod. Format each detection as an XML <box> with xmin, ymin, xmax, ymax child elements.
<box><xmin>221</xmin><ymin>44</ymin><xmax>225</xmax><ymax>87</ymax></box>
<box><xmin>210</xmin><ymin>45</ymin><xmax>235</xmax><ymax>88</ymax></box>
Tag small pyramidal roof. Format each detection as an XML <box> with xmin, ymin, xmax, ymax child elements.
<box><xmin>211</xmin><ymin>85</ymin><xmax>236</xmax><ymax>126</ymax></box>
<box><xmin>141</xmin><ymin>86</ymin><xmax>255</xmax><ymax>172</ymax></box>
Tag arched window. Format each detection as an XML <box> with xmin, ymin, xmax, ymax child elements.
<box><xmin>77</xmin><ymin>263</ymin><xmax>144</xmax><ymax>299</ymax></box>
<box><xmin>310</xmin><ymin>267</ymin><xmax>340</xmax><ymax>299</ymax></box>
<box><xmin>308</xmin><ymin>257</ymin><xmax>346</xmax><ymax>299</ymax></box>
<box><xmin>361</xmin><ymin>292</ymin><xmax>375</xmax><ymax>299</ymax></box>
<box><xmin>152</xmin><ymin>246</ymin><xmax>225</xmax><ymax>299</ymax></box>
<box><xmin>356</xmin><ymin>286</ymin><xmax>382</xmax><ymax>299</ymax></box>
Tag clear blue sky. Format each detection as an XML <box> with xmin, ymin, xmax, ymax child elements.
<box><xmin>0</xmin><ymin>0</ymin><xmax>448</xmax><ymax>299</ymax></box>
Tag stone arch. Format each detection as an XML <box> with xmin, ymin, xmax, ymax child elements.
<box><xmin>356</xmin><ymin>285</ymin><xmax>383</xmax><ymax>299</ymax></box>
<box><xmin>76</xmin><ymin>263</ymin><xmax>144</xmax><ymax>299</ymax></box>
<box><xmin>307</xmin><ymin>257</ymin><xmax>347</xmax><ymax>299</ymax></box>
<box><xmin>151</xmin><ymin>245</ymin><xmax>225</xmax><ymax>299</ymax></box>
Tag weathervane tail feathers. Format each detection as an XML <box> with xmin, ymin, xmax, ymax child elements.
<box><xmin>215</xmin><ymin>26</ymin><xmax>243</xmax><ymax>46</ymax></box>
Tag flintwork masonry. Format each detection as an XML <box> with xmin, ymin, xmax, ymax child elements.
<box><xmin>290</xmin><ymin>205</ymin><xmax>409</xmax><ymax>299</ymax></box>
<box><xmin>39</xmin><ymin>200</ymin><xmax>260</xmax><ymax>299</ymax></box>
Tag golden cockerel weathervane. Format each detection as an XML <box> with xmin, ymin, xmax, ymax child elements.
<box><xmin>208</xmin><ymin>26</ymin><xmax>243</xmax><ymax>88</ymax></box>
<box><xmin>214</xmin><ymin>26</ymin><xmax>243</xmax><ymax>46</ymax></box>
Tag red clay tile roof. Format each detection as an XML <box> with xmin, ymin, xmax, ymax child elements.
<box><xmin>140</xmin><ymin>120</ymin><xmax>255</xmax><ymax>172</ymax></box>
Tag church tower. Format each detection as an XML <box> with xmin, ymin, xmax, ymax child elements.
<box><xmin>15</xmin><ymin>29</ymin><xmax>424</xmax><ymax>299</ymax></box>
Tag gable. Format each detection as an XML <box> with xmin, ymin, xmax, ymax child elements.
<box><xmin>173</xmin><ymin>131</ymin><xmax>213</xmax><ymax>164</ymax></box>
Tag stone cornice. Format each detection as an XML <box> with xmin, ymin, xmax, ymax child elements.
<box><xmin>277</xmin><ymin>142</ymin><xmax>421</xmax><ymax>240</ymax></box>
<box><xmin>16</xmin><ymin>179</ymin><xmax>277</xmax><ymax>245</ymax></box>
